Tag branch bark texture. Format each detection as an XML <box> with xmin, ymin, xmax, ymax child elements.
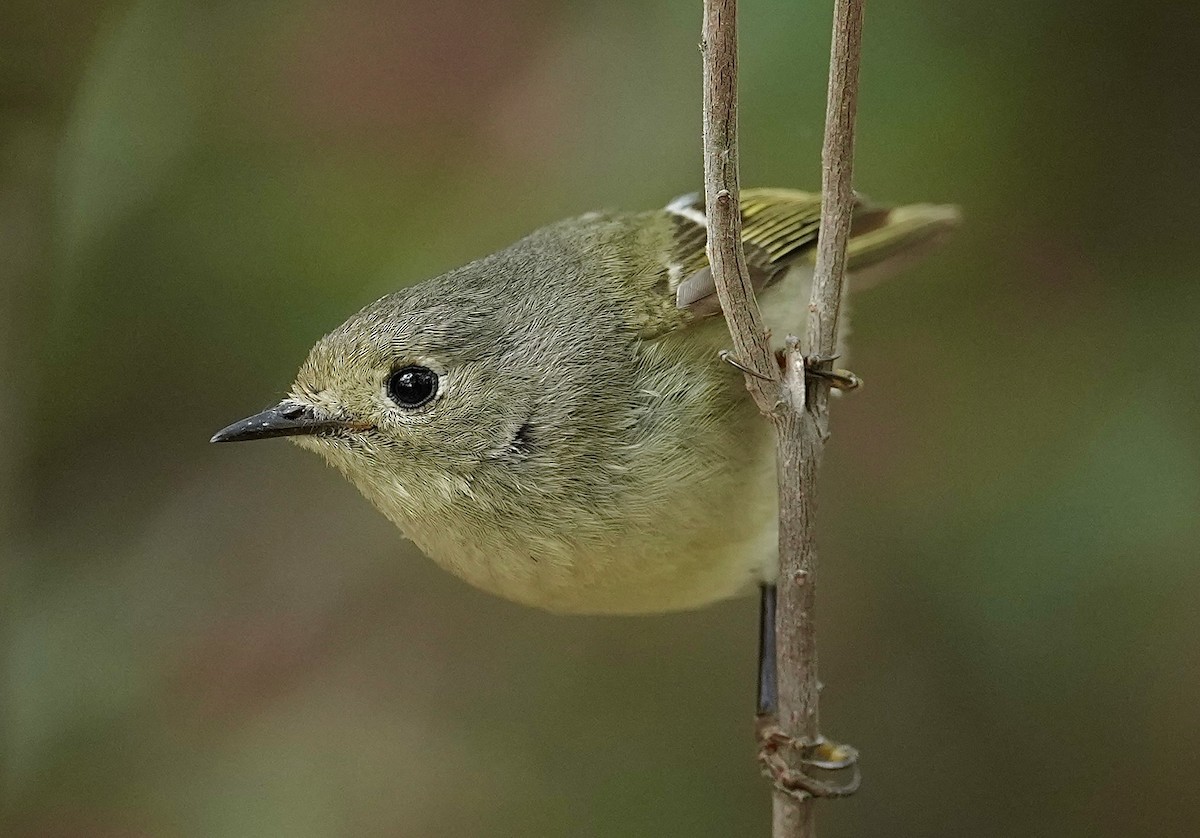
<box><xmin>701</xmin><ymin>0</ymin><xmax>780</xmax><ymax>415</ymax></box>
<box><xmin>774</xmin><ymin>2</ymin><xmax>864</xmax><ymax>835</ymax></box>
<box><xmin>700</xmin><ymin>0</ymin><xmax>866</xmax><ymax>836</ymax></box>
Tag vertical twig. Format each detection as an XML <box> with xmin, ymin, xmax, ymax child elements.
<box><xmin>774</xmin><ymin>0</ymin><xmax>865</xmax><ymax>835</ymax></box>
<box><xmin>805</xmin><ymin>0</ymin><xmax>864</xmax><ymax>361</ymax></box>
<box><xmin>701</xmin><ymin>0</ymin><xmax>779</xmax><ymax>413</ymax></box>
<box><xmin>700</xmin><ymin>0</ymin><xmax>866</xmax><ymax>836</ymax></box>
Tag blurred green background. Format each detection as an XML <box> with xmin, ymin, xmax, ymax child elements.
<box><xmin>4</xmin><ymin>1</ymin><xmax>1199</xmax><ymax>836</ymax></box>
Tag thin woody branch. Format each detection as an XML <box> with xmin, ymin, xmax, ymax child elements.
<box><xmin>700</xmin><ymin>0</ymin><xmax>779</xmax><ymax>415</ymax></box>
<box><xmin>805</xmin><ymin>0</ymin><xmax>865</xmax><ymax>363</ymax></box>
<box><xmin>774</xmin><ymin>0</ymin><xmax>866</xmax><ymax>835</ymax></box>
<box><xmin>700</xmin><ymin>0</ymin><xmax>867</xmax><ymax>836</ymax></box>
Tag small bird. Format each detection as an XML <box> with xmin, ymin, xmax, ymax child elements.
<box><xmin>213</xmin><ymin>189</ymin><xmax>958</xmax><ymax>615</ymax></box>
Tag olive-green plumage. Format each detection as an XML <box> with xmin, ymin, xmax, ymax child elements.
<box><xmin>215</xmin><ymin>189</ymin><xmax>958</xmax><ymax>614</ymax></box>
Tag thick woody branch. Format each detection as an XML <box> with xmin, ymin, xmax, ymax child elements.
<box><xmin>701</xmin><ymin>0</ymin><xmax>779</xmax><ymax>414</ymax></box>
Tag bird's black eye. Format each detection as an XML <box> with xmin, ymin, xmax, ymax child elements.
<box><xmin>386</xmin><ymin>366</ymin><xmax>439</xmax><ymax>408</ymax></box>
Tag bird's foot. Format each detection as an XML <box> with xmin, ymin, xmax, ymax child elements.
<box><xmin>755</xmin><ymin>718</ymin><xmax>861</xmax><ymax>801</ymax></box>
<box><xmin>791</xmin><ymin>351</ymin><xmax>862</xmax><ymax>391</ymax></box>
<box><xmin>721</xmin><ymin>349</ymin><xmax>860</xmax><ymax>391</ymax></box>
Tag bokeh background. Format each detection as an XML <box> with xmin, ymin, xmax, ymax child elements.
<box><xmin>4</xmin><ymin>1</ymin><xmax>1199</xmax><ymax>836</ymax></box>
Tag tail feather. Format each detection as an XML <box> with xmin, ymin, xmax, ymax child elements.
<box><xmin>844</xmin><ymin>203</ymin><xmax>962</xmax><ymax>289</ymax></box>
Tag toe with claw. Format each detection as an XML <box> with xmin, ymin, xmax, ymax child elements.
<box><xmin>803</xmin><ymin>353</ymin><xmax>862</xmax><ymax>391</ymax></box>
<box><xmin>756</xmin><ymin>721</ymin><xmax>862</xmax><ymax>801</ymax></box>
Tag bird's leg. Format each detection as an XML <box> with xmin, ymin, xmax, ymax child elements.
<box><xmin>756</xmin><ymin>583</ymin><xmax>778</xmax><ymax>717</ymax></box>
<box><xmin>755</xmin><ymin>582</ymin><xmax>862</xmax><ymax>800</ymax></box>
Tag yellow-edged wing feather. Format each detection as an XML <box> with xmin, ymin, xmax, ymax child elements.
<box><xmin>667</xmin><ymin>188</ymin><xmax>959</xmax><ymax>317</ymax></box>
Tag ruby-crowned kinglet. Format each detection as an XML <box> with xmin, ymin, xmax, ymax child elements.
<box><xmin>213</xmin><ymin>189</ymin><xmax>957</xmax><ymax>615</ymax></box>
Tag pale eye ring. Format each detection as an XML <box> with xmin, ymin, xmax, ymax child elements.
<box><xmin>386</xmin><ymin>365</ymin><xmax>439</xmax><ymax>408</ymax></box>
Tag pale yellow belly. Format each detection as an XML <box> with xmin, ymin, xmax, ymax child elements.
<box><xmin>419</xmin><ymin>446</ymin><xmax>780</xmax><ymax>615</ymax></box>
<box><xmin>405</xmin><ymin>328</ymin><xmax>783</xmax><ymax>615</ymax></box>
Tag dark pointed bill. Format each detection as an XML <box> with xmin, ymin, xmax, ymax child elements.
<box><xmin>211</xmin><ymin>401</ymin><xmax>348</xmax><ymax>443</ymax></box>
